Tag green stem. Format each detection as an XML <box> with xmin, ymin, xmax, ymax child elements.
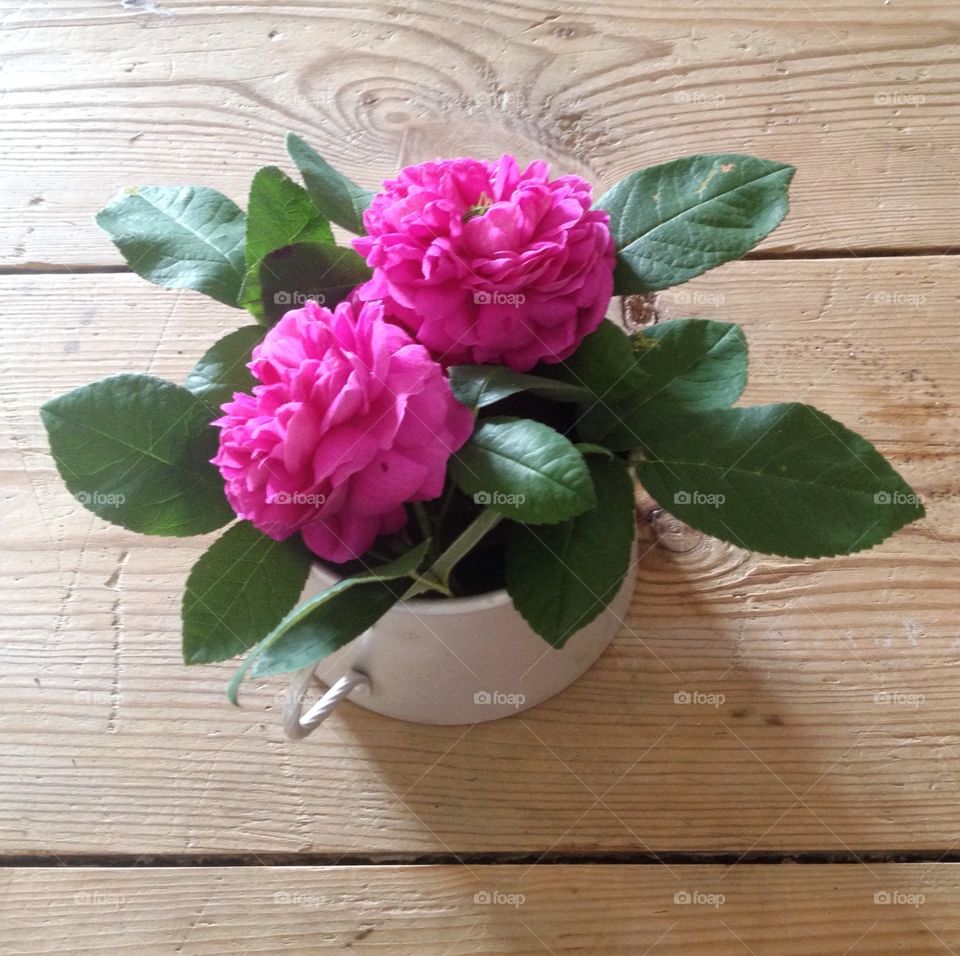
<box><xmin>412</xmin><ymin>501</ymin><xmax>433</xmax><ymax>545</ymax></box>
<box><xmin>402</xmin><ymin>508</ymin><xmax>503</xmax><ymax>600</ymax></box>
<box><xmin>408</xmin><ymin>573</ymin><xmax>454</xmax><ymax>598</ymax></box>
<box><xmin>434</xmin><ymin>482</ymin><xmax>458</xmax><ymax>544</ymax></box>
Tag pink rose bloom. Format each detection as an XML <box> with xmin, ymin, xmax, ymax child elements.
<box><xmin>212</xmin><ymin>299</ymin><xmax>474</xmax><ymax>563</ymax></box>
<box><xmin>353</xmin><ymin>155</ymin><xmax>615</xmax><ymax>371</ymax></box>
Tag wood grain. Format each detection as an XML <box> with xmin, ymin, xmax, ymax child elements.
<box><xmin>2</xmin><ymin>864</ymin><xmax>959</xmax><ymax>954</ymax></box>
<box><xmin>1</xmin><ymin>257</ymin><xmax>957</xmax><ymax>857</ymax></box>
<box><xmin>4</xmin><ymin>0</ymin><xmax>960</xmax><ymax>268</ymax></box>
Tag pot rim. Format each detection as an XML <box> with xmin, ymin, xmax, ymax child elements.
<box><xmin>306</xmin><ymin>562</ymin><xmax>511</xmax><ymax>616</ymax></box>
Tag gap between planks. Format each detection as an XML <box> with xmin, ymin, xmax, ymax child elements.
<box><xmin>5</xmin><ymin>850</ymin><xmax>960</xmax><ymax>868</ymax></box>
<box><xmin>5</xmin><ymin>248</ymin><xmax>960</xmax><ymax>276</ymax></box>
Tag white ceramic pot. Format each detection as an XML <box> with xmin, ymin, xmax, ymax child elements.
<box><xmin>283</xmin><ymin>544</ymin><xmax>637</xmax><ymax>737</ymax></box>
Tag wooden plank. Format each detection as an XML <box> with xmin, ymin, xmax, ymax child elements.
<box><xmin>0</xmin><ymin>257</ymin><xmax>957</xmax><ymax>856</ymax></box>
<box><xmin>4</xmin><ymin>0</ymin><xmax>960</xmax><ymax>267</ymax></box>
<box><xmin>2</xmin><ymin>864</ymin><xmax>959</xmax><ymax>954</ymax></box>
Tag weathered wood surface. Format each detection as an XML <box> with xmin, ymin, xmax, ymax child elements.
<box><xmin>2</xmin><ymin>864</ymin><xmax>958</xmax><ymax>954</ymax></box>
<box><xmin>2</xmin><ymin>257</ymin><xmax>956</xmax><ymax>856</ymax></box>
<box><xmin>4</xmin><ymin>4</ymin><xmax>960</xmax><ymax>948</ymax></box>
<box><xmin>4</xmin><ymin>0</ymin><xmax>960</xmax><ymax>269</ymax></box>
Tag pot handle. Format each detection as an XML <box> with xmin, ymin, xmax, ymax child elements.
<box><xmin>283</xmin><ymin>666</ymin><xmax>371</xmax><ymax>739</ymax></box>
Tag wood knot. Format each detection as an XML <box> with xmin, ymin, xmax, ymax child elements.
<box><xmin>641</xmin><ymin>506</ymin><xmax>704</xmax><ymax>553</ymax></box>
<box><xmin>623</xmin><ymin>292</ymin><xmax>660</xmax><ymax>329</ymax></box>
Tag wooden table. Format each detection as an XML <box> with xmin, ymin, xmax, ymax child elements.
<box><xmin>2</xmin><ymin>1</ymin><xmax>959</xmax><ymax>952</ymax></box>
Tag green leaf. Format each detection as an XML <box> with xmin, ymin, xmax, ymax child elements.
<box><xmin>239</xmin><ymin>166</ymin><xmax>335</xmax><ymax>320</ymax></box>
<box><xmin>182</xmin><ymin>522</ymin><xmax>313</xmax><ymax>665</ymax></box>
<box><xmin>245</xmin><ymin>166</ymin><xmax>334</xmax><ymax>268</ymax></box>
<box><xmin>579</xmin><ymin>319</ymin><xmax>748</xmax><ymax>449</ymax></box>
<box><xmin>506</xmin><ymin>455</ymin><xmax>636</xmax><ymax>647</ymax></box>
<box><xmin>287</xmin><ymin>133</ymin><xmax>375</xmax><ymax>235</ymax></box>
<box><xmin>450</xmin><ymin>417</ymin><xmax>596</xmax><ymax>524</ymax></box>
<box><xmin>256</xmin><ymin>241</ymin><xmax>372</xmax><ymax>326</ymax></box>
<box><xmin>95</xmin><ymin>186</ymin><xmax>246</xmax><ymax>306</ymax></box>
<box><xmin>41</xmin><ymin>374</ymin><xmax>233</xmax><ymax>536</ymax></box>
<box><xmin>546</xmin><ymin>320</ymin><xmax>647</xmax><ymax>403</ymax></box>
<box><xmin>595</xmin><ymin>154</ymin><xmax>795</xmax><ymax>293</ymax></box>
<box><xmin>252</xmin><ymin>579</ymin><xmax>401</xmax><ymax>679</ymax></box>
<box><xmin>185</xmin><ymin>325</ymin><xmax>263</xmax><ymax>414</ymax></box>
<box><xmin>635</xmin><ymin>403</ymin><xmax>925</xmax><ymax>558</ymax></box>
<box><xmin>574</xmin><ymin>443</ymin><xmax>614</xmax><ymax>459</ymax></box>
<box><xmin>228</xmin><ymin>543</ymin><xmax>429</xmax><ymax>695</ymax></box>
<box><xmin>633</xmin><ymin>319</ymin><xmax>748</xmax><ymax>410</ymax></box>
<box><xmin>448</xmin><ymin>365</ymin><xmax>591</xmax><ymax>409</ymax></box>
